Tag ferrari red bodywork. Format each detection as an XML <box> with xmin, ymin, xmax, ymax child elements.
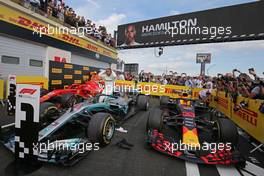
<box><xmin>40</xmin><ymin>81</ymin><xmax>103</xmax><ymax>103</ymax></box>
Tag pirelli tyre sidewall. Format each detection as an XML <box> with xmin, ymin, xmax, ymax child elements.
<box><xmin>102</xmin><ymin>115</ymin><xmax>116</xmax><ymax>144</ymax></box>
<box><xmin>39</xmin><ymin>102</ymin><xmax>58</xmax><ymax>123</ymax></box>
<box><xmin>87</xmin><ymin>113</ymin><xmax>116</xmax><ymax>146</ymax></box>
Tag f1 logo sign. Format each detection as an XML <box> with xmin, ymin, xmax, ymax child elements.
<box><xmin>19</xmin><ymin>88</ymin><xmax>37</xmax><ymax>95</ymax></box>
<box><xmin>15</xmin><ymin>84</ymin><xmax>40</xmax><ymax>162</ymax></box>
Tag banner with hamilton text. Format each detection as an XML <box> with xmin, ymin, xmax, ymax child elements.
<box><xmin>117</xmin><ymin>1</ymin><xmax>264</xmax><ymax>49</ymax></box>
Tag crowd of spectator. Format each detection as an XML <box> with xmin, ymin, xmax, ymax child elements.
<box><xmin>14</xmin><ymin>0</ymin><xmax>116</xmax><ymax>47</ymax></box>
<box><xmin>215</xmin><ymin>68</ymin><xmax>264</xmax><ymax>100</ymax></box>
<box><xmin>136</xmin><ymin>70</ymin><xmax>214</xmax><ymax>89</ymax></box>
<box><xmin>118</xmin><ymin>68</ymin><xmax>264</xmax><ymax>100</ymax></box>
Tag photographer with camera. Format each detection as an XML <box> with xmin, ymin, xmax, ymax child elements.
<box><xmin>246</xmin><ymin>68</ymin><xmax>264</xmax><ymax>100</ymax></box>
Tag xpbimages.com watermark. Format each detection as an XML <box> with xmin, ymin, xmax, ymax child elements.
<box><xmin>102</xmin><ymin>84</ymin><xmax>166</xmax><ymax>95</ymax></box>
<box><xmin>163</xmin><ymin>140</ymin><xmax>232</xmax><ymax>153</ymax></box>
<box><xmin>167</xmin><ymin>26</ymin><xmax>232</xmax><ymax>38</ymax></box>
<box><xmin>141</xmin><ymin>18</ymin><xmax>232</xmax><ymax>38</ymax></box>
<box><xmin>33</xmin><ymin>140</ymin><xmax>100</xmax><ymax>154</ymax></box>
<box><xmin>32</xmin><ymin>24</ymin><xmax>99</xmax><ymax>37</ymax></box>
<box><xmin>115</xmin><ymin>84</ymin><xmax>166</xmax><ymax>94</ymax></box>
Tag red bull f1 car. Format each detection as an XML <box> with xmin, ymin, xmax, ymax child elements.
<box><xmin>146</xmin><ymin>95</ymin><xmax>245</xmax><ymax>166</ymax></box>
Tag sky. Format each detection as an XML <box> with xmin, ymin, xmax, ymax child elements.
<box><xmin>67</xmin><ymin>0</ymin><xmax>264</xmax><ymax>76</ymax></box>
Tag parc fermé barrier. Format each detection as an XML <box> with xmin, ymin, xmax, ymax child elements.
<box><xmin>209</xmin><ymin>90</ymin><xmax>264</xmax><ymax>143</ymax></box>
<box><xmin>115</xmin><ymin>80</ymin><xmax>264</xmax><ymax>143</ymax></box>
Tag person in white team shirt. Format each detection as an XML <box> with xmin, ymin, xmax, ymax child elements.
<box><xmin>99</xmin><ymin>68</ymin><xmax>117</xmax><ymax>95</ymax></box>
<box><xmin>199</xmin><ymin>82</ymin><xmax>213</xmax><ymax>106</ymax></box>
<box><xmin>199</xmin><ymin>89</ymin><xmax>211</xmax><ymax>100</ymax></box>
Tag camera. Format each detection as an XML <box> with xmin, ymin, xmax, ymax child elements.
<box><xmin>233</xmin><ymin>69</ymin><xmax>241</xmax><ymax>73</ymax></box>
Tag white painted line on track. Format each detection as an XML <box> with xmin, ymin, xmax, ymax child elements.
<box><xmin>216</xmin><ymin>165</ymin><xmax>241</xmax><ymax>176</ymax></box>
<box><xmin>243</xmin><ymin>161</ymin><xmax>264</xmax><ymax>176</ymax></box>
<box><xmin>185</xmin><ymin>161</ymin><xmax>200</xmax><ymax>176</ymax></box>
<box><xmin>240</xmin><ymin>170</ymin><xmax>254</xmax><ymax>176</ymax></box>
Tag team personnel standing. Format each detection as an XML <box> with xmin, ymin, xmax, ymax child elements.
<box><xmin>99</xmin><ymin>68</ymin><xmax>117</xmax><ymax>95</ymax></box>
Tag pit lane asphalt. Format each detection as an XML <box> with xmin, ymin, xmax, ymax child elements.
<box><xmin>0</xmin><ymin>97</ymin><xmax>263</xmax><ymax>176</ymax></box>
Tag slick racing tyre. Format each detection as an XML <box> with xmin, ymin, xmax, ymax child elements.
<box><xmin>40</xmin><ymin>102</ymin><xmax>59</xmax><ymax>123</ymax></box>
<box><xmin>146</xmin><ymin>108</ymin><xmax>163</xmax><ymax>132</ymax></box>
<box><xmin>60</xmin><ymin>93</ymin><xmax>77</xmax><ymax>108</ymax></box>
<box><xmin>87</xmin><ymin>113</ymin><xmax>116</xmax><ymax>146</ymax></box>
<box><xmin>216</xmin><ymin>118</ymin><xmax>239</xmax><ymax>147</ymax></box>
<box><xmin>160</xmin><ymin>96</ymin><xmax>170</xmax><ymax>107</ymax></box>
<box><xmin>137</xmin><ymin>95</ymin><xmax>149</xmax><ymax>111</ymax></box>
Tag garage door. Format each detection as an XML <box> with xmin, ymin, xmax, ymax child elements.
<box><xmin>0</xmin><ymin>35</ymin><xmax>46</xmax><ymax>80</ymax></box>
<box><xmin>71</xmin><ymin>52</ymin><xmax>110</xmax><ymax>69</ymax></box>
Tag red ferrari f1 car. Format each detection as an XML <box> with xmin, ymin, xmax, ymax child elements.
<box><xmin>39</xmin><ymin>80</ymin><xmax>104</xmax><ymax>122</ymax></box>
<box><xmin>146</xmin><ymin>95</ymin><xmax>245</xmax><ymax>166</ymax></box>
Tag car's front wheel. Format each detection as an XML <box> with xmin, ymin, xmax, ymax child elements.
<box><xmin>137</xmin><ymin>95</ymin><xmax>149</xmax><ymax>111</ymax></box>
<box><xmin>87</xmin><ymin>113</ymin><xmax>116</xmax><ymax>146</ymax></box>
<box><xmin>39</xmin><ymin>102</ymin><xmax>59</xmax><ymax>124</ymax></box>
<box><xmin>215</xmin><ymin>118</ymin><xmax>239</xmax><ymax>147</ymax></box>
<box><xmin>146</xmin><ymin>108</ymin><xmax>163</xmax><ymax>132</ymax></box>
